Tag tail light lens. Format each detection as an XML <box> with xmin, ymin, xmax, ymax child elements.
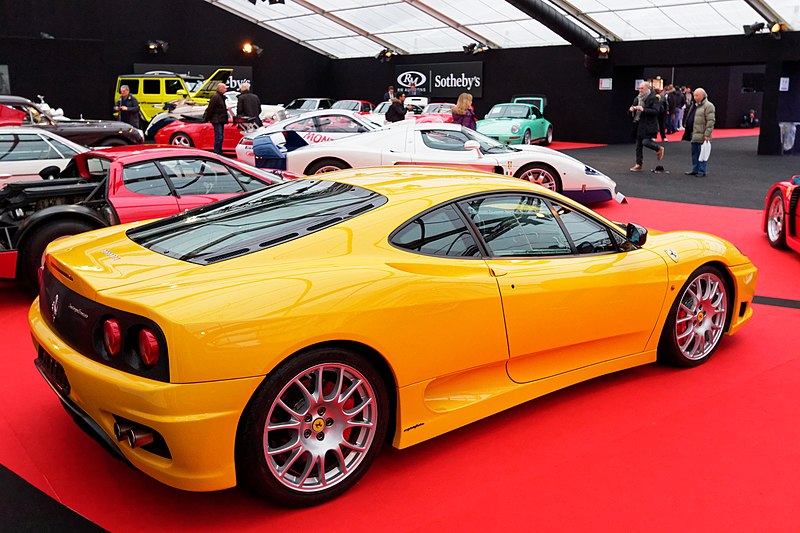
<box><xmin>239</xmin><ymin>138</ymin><xmax>253</xmax><ymax>146</ymax></box>
<box><xmin>103</xmin><ymin>319</ymin><xmax>122</xmax><ymax>356</ymax></box>
<box><xmin>138</xmin><ymin>329</ymin><xmax>160</xmax><ymax>366</ymax></box>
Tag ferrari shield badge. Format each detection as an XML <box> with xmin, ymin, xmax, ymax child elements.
<box><xmin>665</xmin><ymin>248</ymin><xmax>679</xmax><ymax>263</ymax></box>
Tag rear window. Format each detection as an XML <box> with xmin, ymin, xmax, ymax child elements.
<box><xmin>127</xmin><ymin>179</ymin><xmax>387</xmax><ymax>265</ymax></box>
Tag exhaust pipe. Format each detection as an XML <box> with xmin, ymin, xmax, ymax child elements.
<box><xmin>127</xmin><ymin>428</ymin><xmax>154</xmax><ymax>448</ymax></box>
<box><xmin>113</xmin><ymin>422</ymin><xmax>135</xmax><ymax>441</ymax></box>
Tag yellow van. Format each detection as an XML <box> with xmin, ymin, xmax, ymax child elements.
<box><xmin>114</xmin><ymin>68</ymin><xmax>233</xmax><ymax>122</ymax></box>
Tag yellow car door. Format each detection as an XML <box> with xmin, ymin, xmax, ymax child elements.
<box><xmin>459</xmin><ymin>193</ymin><xmax>669</xmax><ymax>383</ymax></box>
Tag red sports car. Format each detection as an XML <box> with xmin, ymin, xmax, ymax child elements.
<box><xmin>415</xmin><ymin>102</ymin><xmax>455</xmax><ymax>124</ymax></box>
<box><xmin>763</xmin><ymin>174</ymin><xmax>800</xmax><ymax>254</ymax></box>
<box><xmin>154</xmin><ymin>108</ymin><xmax>256</xmax><ymax>154</ymax></box>
<box><xmin>0</xmin><ymin>145</ymin><xmax>287</xmax><ymax>290</ymax></box>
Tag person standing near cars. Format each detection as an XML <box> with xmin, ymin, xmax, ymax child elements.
<box><xmin>383</xmin><ymin>85</ymin><xmax>395</xmax><ymax>102</ymax></box>
<box><xmin>683</xmin><ymin>87</ymin><xmax>716</xmax><ymax>177</ymax></box>
<box><xmin>204</xmin><ymin>83</ymin><xmax>228</xmax><ymax>155</ymax></box>
<box><xmin>114</xmin><ymin>85</ymin><xmax>140</xmax><ymax>128</ymax></box>
<box><xmin>451</xmin><ymin>92</ymin><xmax>477</xmax><ymax>130</ymax></box>
<box><xmin>629</xmin><ymin>81</ymin><xmax>664</xmax><ymax>172</ymax></box>
<box><xmin>385</xmin><ymin>92</ymin><xmax>413</xmax><ymax>123</ymax></box>
<box><xmin>237</xmin><ymin>82</ymin><xmax>262</xmax><ymax>127</ymax></box>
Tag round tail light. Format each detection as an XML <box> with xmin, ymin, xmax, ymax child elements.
<box><xmin>103</xmin><ymin>319</ymin><xmax>122</xmax><ymax>356</ymax></box>
<box><xmin>138</xmin><ymin>329</ymin><xmax>160</xmax><ymax>366</ymax></box>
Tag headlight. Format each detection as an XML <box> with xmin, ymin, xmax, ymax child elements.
<box><xmin>585</xmin><ymin>165</ymin><xmax>602</xmax><ymax>175</ymax></box>
<box><xmin>511</xmin><ymin>124</ymin><xmax>520</xmax><ymax>133</ymax></box>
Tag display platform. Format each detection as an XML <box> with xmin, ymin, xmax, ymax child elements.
<box><xmin>1</xmin><ymin>133</ymin><xmax>799</xmax><ymax>531</ymax></box>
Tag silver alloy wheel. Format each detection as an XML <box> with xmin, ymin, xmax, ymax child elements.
<box><xmin>313</xmin><ymin>165</ymin><xmax>342</xmax><ymax>174</ymax></box>
<box><xmin>264</xmin><ymin>363</ymin><xmax>378</xmax><ymax>493</ymax></box>
<box><xmin>546</xmin><ymin>127</ymin><xmax>553</xmax><ymax>144</ymax></box>
<box><xmin>767</xmin><ymin>194</ymin><xmax>784</xmax><ymax>243</ymax></box>
<box><xmin>519</xmin><ymin>167</ymin><xmax>556</xmax><ymax>190</ymax></box>
<box><xmin>171</xmin><ymin>134</ymin><xmax>191</xmax><ymax>147</ymax></box>
<box><xmin>674</xmin><ymin>272</ymin><xmax>727</xmax><ymax>360</ymax></box>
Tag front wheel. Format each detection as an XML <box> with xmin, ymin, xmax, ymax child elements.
<box><xmin>514</xmin><ymin>163</ymin><xmax>562</xmax><ymax>193</ymax></box>
<box><xmin>766</xmin><ymin>191</ymin><xmax>787</xmax><ymax>249</ymax></box>
<box><xmin>522</xmin><ymin>129</ymin><xmax>531</xmax><ymax>145</ymax></box>
<box><xmin>170</xmin><ymin>132</ymin><xmax>194</xmax><ymax>147</ymax></box>
<box><xmin>543</xmin><ymin>126</ymin><xmax>553</xmax><ymax>146</ymax></box>
<box><xmin>19</xmin><ymin>219</ymin><xmax>96</xmax><ymax>294</ymax></box>
<box><xmin>658</xmin><ymin>266</ymin><xmax>730</xmax><ymax>367</ymax></box>
<box><xmin>237</xmin><ymin>347</ymin><xmax>389</xmax><ymax>507</ymax></box>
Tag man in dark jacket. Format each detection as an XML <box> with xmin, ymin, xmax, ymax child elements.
<box><xmin>204</xmin><ymin>83</ymin><xmax>228</xmax><ymax>154</ymax></box>
<box><xmin>629</xmin><ymin>81</ymin><xmax>664</xmax><ymax>171</ymax></box>
<box><xmin>114</xmin><ymin>85</ymin><xmax>140</xmax><ymax>128</ymax></box>
<box><xmin>236</xmin><ymin>82</ymin><xmax>262</xmax><ymax>127</ymax></box>
<box><xmin>385</xmin><ymin>93</ymin><xmax>412</xmax><ymax>123</ymax></box>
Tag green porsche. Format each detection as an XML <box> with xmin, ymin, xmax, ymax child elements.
<box><xmin>476</xmin><ymin>102</ymin><xmax>553</xmax><ymax>146</ymax></box>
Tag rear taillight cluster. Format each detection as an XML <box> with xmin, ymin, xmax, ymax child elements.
<box><xmin>102</xmin><ymin>318</ymin><xmax>161</xmax><ymax>367</ymax></box>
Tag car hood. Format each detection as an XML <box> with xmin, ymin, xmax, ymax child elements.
<box><xmin>52</xmin><ymin>119</ymin><xmax>135</xmax><ymax>130</ymax></box>
<box><xmin>477</xmin><ymin>118</ymin><xmax>526</xmax><ymax>134</ymax></box>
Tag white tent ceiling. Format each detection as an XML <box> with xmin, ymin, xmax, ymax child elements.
<box><xmin>206</xmin><ymin>0</ymin><xmax>799</xmax><ymax>58</ymax></box>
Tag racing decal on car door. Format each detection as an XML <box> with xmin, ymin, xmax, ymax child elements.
<box><xmin>302</xmin><ymin>132</ymin><xmax>335</xmax><ymax>144</ymax></box>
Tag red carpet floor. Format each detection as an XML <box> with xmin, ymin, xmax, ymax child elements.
<box><xmin>1</xmin><ymin>195</ymin><xmax>799</xmax><ymax>531</ymax></box>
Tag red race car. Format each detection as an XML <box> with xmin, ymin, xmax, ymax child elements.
<box><xmin>0</xmin><ymin>145</ymin><xmax>288</xmax><ymax>291</ymax></box>
<box><xmin>763</xmin><ymin>174</ymin><xmax>800</xmax><ymax>254</ymax></box>
<box><xmin>154</xmin><ymin>108</ymin><xmax>259</xmax><ymax>154</ymax></box>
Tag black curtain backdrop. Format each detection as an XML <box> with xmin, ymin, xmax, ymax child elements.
<box><xmin>1</xmin><ymin>0</ymin><xmax>799</xmax><ymax>151</ymax></box>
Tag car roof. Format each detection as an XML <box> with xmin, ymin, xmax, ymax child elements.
<box><xmin>80</xmin><ymin>145</ymin><xmax>220</xmax><ymax>163</ymax></box>
<box><xmin>0</xmin><ymin>95</ymin><xmax>37</xmax><ymax>106</ymax></box>
<box><xmin>0</xmin><ymin>126</ymin><xmax>89</xmax><ymax>149</ymax></box>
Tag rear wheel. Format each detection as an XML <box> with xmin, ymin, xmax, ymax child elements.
<box><xmin>766</xmin><ymin>191</ymin><xmax>787</xmax><ymax>249</ymax></box>
<box><xmin>237</xmin><ymin>347</ymin><xmax>388</xmax><ymax>507</ymax></box>
<box><xmin>170</xmin><ymin>132</ymin><xmax>193</xmax><ymax>147</ymax></box>
<box><xmin>514</xmin><ymin>163</ymin><xmax>562</xmax><ymax>193</ymax></box>
<box><xmin>658</xmin><ymin>265</ymin><xmax>730</xmax><ymax>367</ymax></box>
<box><xmin>522</xmin><ymin>130</ymin><xmax>531</xmax><ymax>145</ymax></box>
<box><xmin>19</xmin><ymin>219</ymin><xmax>96</xmax><ymax>294</ymax></box>
<box><xmin>543</xmin><ymin>126</ymin><xmax>553</xmax><ymax>146</ymax></box>
<box><xmin>306</xmin><ymin>159</ymin><xmax>350</xmax><ymax>175</ymax></box>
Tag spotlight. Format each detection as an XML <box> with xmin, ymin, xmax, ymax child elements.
<box><xmin>242</xmin><ymin>42</ymin><xmax>263</xmax><ymax>56</ymax></box>
<box><xmin>770</xmin><ymin>21</ymin><xmax>786</xmax><ymax>39</ymax></box>
<box><xmin>375</xmin><ymin>48</ymin><xmax>396</xmax><ymax>63</ymax></box>
<box><xmin>463</xmin><ymin>42</ymin><xmax>488</xmax><ymax>55</ymax></box>
<box><xmin>597</xmin><ymin>40</ymin><xmax>610</xmax><ymax>59</ymax></box>
<box><xmin>743</xmin><ymin>22</ymin><xmax>765</xmax><ymax>37</ymax></box>
<box><xmin>146</xmin><ymin>40</ymin><xmax>168</xmax><ymax>55</ymax></box>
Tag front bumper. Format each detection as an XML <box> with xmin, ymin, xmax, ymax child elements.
<box><xmin>30</xmin><ymin>300</ymin><xmax>264</xmax><ymax>492</ymax></box>
<box><xmin>483</xmin><ymin>133</ymin><xmax>523</xmax><ymax>145</ymax></box>
<box><xmin>726</xmin><ymin>262</ymin><xmax>758</xmax><ymax>336</ymax></box>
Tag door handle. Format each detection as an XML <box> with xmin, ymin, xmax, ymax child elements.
<box><xmin>489</xmin><ymin>266</ymin><xmax>508</xmax><ymax>277</ymax></box>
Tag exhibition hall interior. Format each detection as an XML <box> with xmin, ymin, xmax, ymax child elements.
<box><xmin>1</xmin><ymin>0</ymin><xmax>799</xmax><ymax>530</ymax></box>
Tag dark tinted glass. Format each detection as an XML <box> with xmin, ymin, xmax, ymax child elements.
<box><xmin>164</xmin><ymin>79</ymin><xmax>183</xmax><ymax>94</ymax></box>
<box><xmin>143</xmin><ymin>79</ymin><xmax>160</xmax><ymax>94</ymax></box>
<box><xmin>550</xmin><ymin>202</ymin><xmax>616</xmax><ymax>254</ymax></box>
<box><xmin>392</xmin><ymin>205</ymin><xmax>480</xmax><ymax>258</ymax></box>
<box><xmin>128</xmin><ymin>180</ymin><xmax>387</xmax><ymax>264</ymax></box>
<box><xmin>119</xmin><ymin>79</ymin><xmax>139</xmax><ymax>93</ymax></box>
<box><xmin>122</xmin><ymin>162</ymin><xmax>171</xmax><ymax>196</ymax></box>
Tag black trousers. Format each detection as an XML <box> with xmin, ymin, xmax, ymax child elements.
<box><xmin>635</xmin><ymin>136</ymin><xmax>659</xmax><ymax>165</ymax></box>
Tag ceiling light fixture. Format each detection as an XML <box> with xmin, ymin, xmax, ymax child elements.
<box><xmin>375</xmin><ymin>48</ymin><xmax>397</xmax><ymax>63</ymax></box>
<box><xmin>597</xmin><ymin>40</ymin><xmax>610</xmax><ymax>59</ymax></box>
<box><xmin>146</xmin><ymin>40</ymin><xmax>168</xmax><ymax>55</ymax></box>
<box><xmin>463</xmin><ymin>42</ymin><xmax>488</xmax><ymax>55</ymax></box>
<box><xmin>242</xmin><ymin>42</ymin><xmax>264</xmax><ymax>56</ymax></box>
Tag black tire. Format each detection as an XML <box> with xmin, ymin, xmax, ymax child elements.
<box><xmin>765</xmin><ymin>191</ymin><xmax>787</xmax><ymax>249</ymax></box>
<box><xmin>542</xmin><ymin>126</ymin><xmax>553</xmax><ymax>146</ymax></box>
<box><xmin>237</xmin><ymin>347</ymin><xmax>389</xmax><ymax>507</ymax></box>
<box><xmin>657</xmin><ymin>265</ymin><xmax>731</xmax><ymax>368</ymax></box>
<box><xmin>514</xmin><ymin>162</ymin><xmax>562</xmax><ymax>193</ymax></box>
<box><xmin>522</xmin><ymin>129</ymin><xmax>531</xmax><ymax>145</ymax></box>
<box><xmin>305</xmin><ymin>158</ymin><xmax>350</xmax><ymax>175</ymax></box>
<box><xmin>169</xmin><ymin>132</ymin><xmax>194</xmax><ymax>147</ymax></box>
<box><xmin>19</xmin><ymin>219</ymin><xmax>97</xmax><ymax>293</ymax></box>
<box><xmin>97</xmin><ymin>137</ymin><xmax>128</xmax><ymax>147</ymax></box>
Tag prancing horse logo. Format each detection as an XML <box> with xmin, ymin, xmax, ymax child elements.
<box><xmin>51</xmin><ymin>293</ymin><xmax>60</xmax><ymax>322</ymax></box>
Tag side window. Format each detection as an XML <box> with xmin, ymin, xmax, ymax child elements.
<box><xmin>122</xmin><ymin>162</ymin><xmax>172</xmax><ymax>196</ymax></box>
<box><xmin>391</xmin><ymin>204</ymin><xmax>480</xmax><ymax>258</ymax></box>
<box><xmin>460</xmin><ymin>194</ymin><xmax>571</xmax><ymax>257</ymax></box>
<box><xmin>46</xmin><ymin>138</ymin><xmax>80</xmax><ymax>158</ymax></box>
<box><xmin>119</xmin><ymin>79</ymin><xmax>139</xmax><ymax>94</ymax></box>
<box><xmin>164</xmin><ymin>79</ymin><xmax>183</xmax><ymax>94</ymax></box>
<box><xmin>228</xmin><ymin>166</ymin><xmax>269</xmax><ymax>191</ymax></box>
<box><xmin>318</xmin><ymin>100</ymin><xmax>332</xmax><ymax>109</ymax></box>
<box><xmin>317</xmin><ymin>115</ymin><xmax>362</xmax><ymax>133</ymax></box>
<box><xmin>361</xmin><ymin>103</ymin><xmax>372</xmax><ymax>112</ymax></box>
<box><xmin>550</xmin><ymin>202</ymin><xmax>617</xmax><ymax>254</ymax></box>
<box><xmin>159</xmin><ymin>158</ymin><xmax>243</xmax><ymax>195</ymax></box>
<box><xmin>420</xmin><ymin>130</ymin><xmax>470</xmax><ymax>151</ymax></box>
<box><xmin>0</xmin><ymin>133</ymin><xmax>59</xmax><ymax>161</ymax></box>
<box><xmin>284</xmin><ymin>118</ymin><xmax>316</xmax><ymax>132</ymax></box>
<box><xmin>531</xmin><ymin>108</ymin><xmax>542</xmax><ymax>119</ymax></box>
<box><xmin>142</xmin><ymin>79</ymin><xmax>161</xmax><ymax>95</ymax></box>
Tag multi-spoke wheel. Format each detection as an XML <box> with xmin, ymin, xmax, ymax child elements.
<box><xmin>306</xmin><ymin>158</ymin><xmax>350</xmax><ymax>175</ymax></box>
<box><xmin>514</xmin><ymin>162</ymin><xmax>562</xmax><ymax>193</ymax></box>
<box><xmin>658</xmin><ymin>266</ymin><xmax>730</xmax><ymax>367</ymax></box>
<box><xmin>237</xmin><ymin>348</ymin><xmax>388</xmax><ymax>507</ymax></box>
<box><xmin>766</xmin><ymin>191</ymin><xmax>787</xmax><ymax>249</ymax></box>
<box><xmin>522</xmin><ymin>129</ymin><xmax>531</xmax><ymax>145</ymax></box>
<box><xmin>170</xmin><ymin>132</ymin><xmax>193</xmax><ymax>147</ymax></box>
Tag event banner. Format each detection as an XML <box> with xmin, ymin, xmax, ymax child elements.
<box><xmin>395</xmin><ymin>62</ymin><xmax>483</xmax><ymax>98</ymax></box>
<box><xmin>133</xmin><ymin>64</ymin><xmax>253</xmax><ymax>91</ymax></box>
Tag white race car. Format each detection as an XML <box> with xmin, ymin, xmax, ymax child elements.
<box><xmin>235</xmin><ymin>109</ymin><xmax>380</xmax><ymax>166</ymax></box>
<box><xmin>0</xmin><ymin>127</ymin><xmax>88</xmax><ymax>185</ymax></box>
<box><xmin>286</xmin><ymin>122</ymin><xmax>623</xmax><ymax>204</ymax></box>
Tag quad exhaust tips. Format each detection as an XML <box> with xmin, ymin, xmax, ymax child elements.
<box><xmin>113</xmin><ymin>421</ymin><xmax>154</xmax><ymax>448</ymax></box>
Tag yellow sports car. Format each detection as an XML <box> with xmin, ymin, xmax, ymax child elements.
<box><xmin>30</xmin><ymin>167</ymin><xmax>757</xmax><ymax>507</ymax></box>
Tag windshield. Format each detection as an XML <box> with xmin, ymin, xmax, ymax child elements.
<box><xmin>127</xmin><ymin>179</ymin><xmax>387</xmax><ymax>265</ymax></box>
<box><xmin>487</xmin><ymin>104</ymin><xmax>530</xmax><ymax>119</ymax></box>
<box><xmin>286</xmin><ymin>99</ymin><xmax>317</xmax><ymax>110</ymax></box>
<box><xmin>423</xmin><ymin>104</ymin><xmax>453</xmax><ymax>114</ymax></box>
<box><xmin>332</xmin><ymin>101</ymin><xmax>359</xmax><ymax>111</ymax></box>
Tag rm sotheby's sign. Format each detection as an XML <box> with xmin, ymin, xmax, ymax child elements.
<box><xmin>395</xmin><ymin>62</ymin><xmax>483</xmax><ymax>98</ymax></box>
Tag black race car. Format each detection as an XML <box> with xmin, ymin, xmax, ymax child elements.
<box><xmin>0</xmin><ymin>95</ymin><xmax>143</xmax><ymax>147</ymax></box>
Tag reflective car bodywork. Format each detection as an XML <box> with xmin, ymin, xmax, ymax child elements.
<box><xmin>31</xmin><ymin>167</ymin><xmax>756</xmax><ymax>496</ymax></box>
<box><xmin>762</xmin><ymin>175</ymin><xmax>800</xmax><ymax>254</ymax></box>
<box><xmin>153</xmin><ymin>108</ymin><xmax>251</xmax><ymax>153</ymax></box>
<box><xmin>477</xmin><ymin>103</ymin><xmax>553</xmax><ymax>145</ymax></box>
<box><xmin>0</xmin><ymin>127</ymin><xmax>88</xmax><ymax>184</ymax></box>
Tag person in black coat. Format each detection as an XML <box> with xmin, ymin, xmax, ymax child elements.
<box><xmin>236</xmin><ymin>82</ymin><xmax>262</xmax><ymax>127</ymax></box>
<box><xmin>204</xmin><ymin>83</ymin><xmax>228</xmax><ymax>154</ymax></box>
<box><xmin>385</xmin><ymin>93</ymin><xmax>413</xmax><ymax>123</ymax></box>
<box><xmin>382</xmin><ymin>85</ymin><xmax>395</xmax><ymax>102</ymax></box>
<box><xmin>629</xmin><ymin>82</ymin><xmax>664</xmax><ymax>171</ymax></box>
<box><xmin>114</xmin><ymin>85</ymin><xmax>140</xmax><ymax>128</ymax></box>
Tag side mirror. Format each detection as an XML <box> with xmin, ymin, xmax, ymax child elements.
<box><xmin>39</xmin><ymin>165</ymin><xmax>61</xmax><ymax>180</ymax></box>
<box><xmin>625</xmin><ymin>222</ymin><xmax>648</xmax><ymax>246</ymax></box>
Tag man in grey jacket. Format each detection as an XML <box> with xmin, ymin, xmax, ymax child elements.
<box><xmin>682</xmin><ymin>88</ymin><xmax>715</xmax><ymax>177</ymax></box>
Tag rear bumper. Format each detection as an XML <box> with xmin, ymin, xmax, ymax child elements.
<box><xmin>0</xmin><ymin>250</ymin><xmax>17</xmax><ymax>278</ymax></box>
<box><xmin>29</xmin><ymin>300</ymin><xmax>263</xmax><ymax>492</ymax></box>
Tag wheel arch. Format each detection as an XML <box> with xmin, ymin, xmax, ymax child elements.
<box><xmin>96</xmin><ymin>136</ymin><xmax>133</xmax><ymax>146</ymax></box>
<box><xmin>703</xmin><ymin>260</ymin><xmax>737</xmax><ymax>333</ymax></box>
<box><xmin>14</xmin><ymin>206</ymin><xmax>108</xmax><ymax>251</ymax></box>
<box><xmin>303</xmin><ymin>157</ymin><xmax>350</xmax><ymax>176</ymax></box>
